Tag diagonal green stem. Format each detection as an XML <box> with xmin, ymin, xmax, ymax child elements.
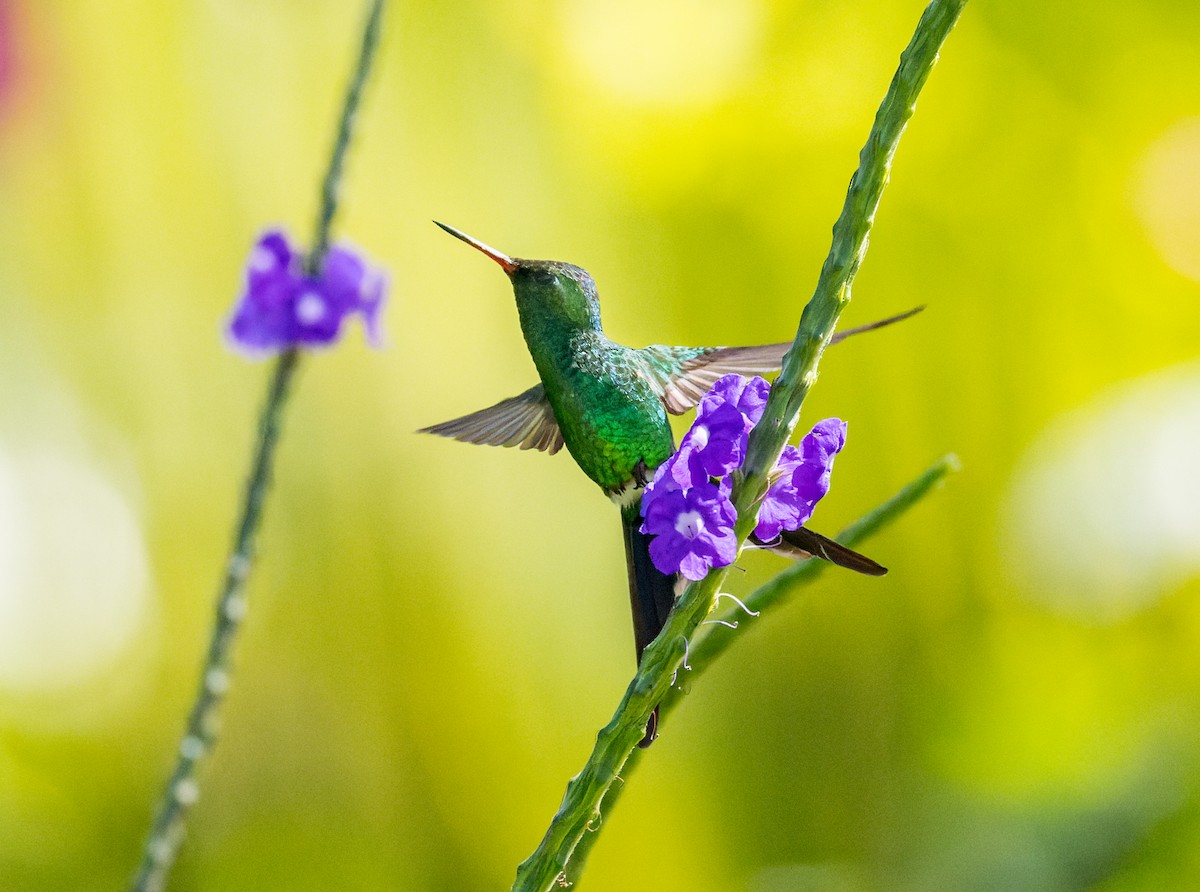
<box><xmin>131</xmin><ymin>3</ymin><xmax>385</xmax><ymax>889</ymax></box>
<box><xmin>306</xmin><ymin>0</ymin><xmax>386</xmax><ymax>277</ymax></box>
<box><xmin>665</xmin><ymin>453</ymin><xmax>959</xmax><ymax>717</ymax></box>
<box><xmin>131</xmin><ymin>349</ymin><xmax>300</xmax><ymax>892</ymax></box>
<box><xmin>511</xmin><ymin>3</ymin><xmax>967</xmax><ymax>889</ymax></box>
<box><xmin>738</xmin><ymin>0</ymin><xmax>967</xmax><ymax>500</ymax></box>
<box><xmin>564</xmin><ymin>454</ymin><xmax>959</xmax><ymax>886</ymax></box>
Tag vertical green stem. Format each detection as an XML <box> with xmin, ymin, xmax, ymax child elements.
<box><xmin>131</xmin><ymin>2</ymin><xmax>385</xmax><ymax>889</ymax></box>
<box><xmin>511</xmin><ymin>2</ymin><xmax>967</xmax><ymax>890</ymax></box>
<box><xmin>306</xmin><ymin>0</ymin><xmax>386</xmax><ymax>277</ymax></box>
<box><xmin>131</xmin><ymin>349</ymin><xmax>299</xmax><ymax>892</ymax></box>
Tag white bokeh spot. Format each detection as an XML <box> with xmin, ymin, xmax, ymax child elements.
<box><xmin>1002</xmin><ymin>364</ymin><xmax>1200</xmax><ymax>618</ymax></box>
<box><xmin>248</xmin><ymin>245</ymin><xmax>276</xmax><ymax>273</ymax></box>
<box><xmin>0</xmin><ymin>448</ymin><xmax>152</xmax><ymax>691</ymax></box>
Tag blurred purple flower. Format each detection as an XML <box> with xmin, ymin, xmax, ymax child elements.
<box><xmin>226</xmin><ymin>229</ymin><xmax>386</xmax><ymax>356</ymax></box>
<box><xmin>754</xmin><ymin>418</ymin><xmax>846</xmax><ymax>541</ymax></box>
<box><xmin>641</xmin><ymin>475</ymin><xmax>737</xmax><ymax>581</ymax></box>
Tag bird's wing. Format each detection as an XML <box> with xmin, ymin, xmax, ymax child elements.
<box><xmin>638</xmin><ymin>343</ymin><xmax>789</xmax><ymax>415</ymax></box>
<box><xmin>418</xmin><ymin>384</ymin><xmax>565</xmax><ymax>454</ymax></box>
<box><xmin>643</xmin><ymin>306</ymin><xmax>924</xmax><ymax>415</ymax></box>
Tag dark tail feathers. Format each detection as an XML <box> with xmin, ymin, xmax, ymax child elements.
<box><xmin>751</xmin><ymin>526</ymin><xmax>887</xmax><ymax>576</ymax></box>
<box><xmin>621</xmin><ymin>502</ymin><xmax>678</xmax><ymax>747</ymax></box>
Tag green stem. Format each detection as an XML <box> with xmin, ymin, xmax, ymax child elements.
<box><xmin>306</xmin><ymin>0</ymin><xmax>386</xmax><ymax>277</ymax></box>
<box><xmin>131</xmin><ymin>350</ymin><xmax>300</xmax><ymax>892</ymax></box>
<box><xmin>131</xmin><ymin>3</ymin><xmax>386</xmax><ymax>889</ymax></box>
<box><xmin>511</xmin><ymin>3</ymin><xmax>967</xmax><ymax>889</ymax></box>
<box><xmin>740</xmin><ymin>0</ymin><xmax>967</xmax><ymax>493</ymax></box>
<box><xmin>564</xmin><ymin>455</ymin><xmax>959</xmax><ymax>885</ymax></box>
<box><xmin>667</xmin><ymin>453</ymin><xmax>959</xmax><ymax>716</ymax></box>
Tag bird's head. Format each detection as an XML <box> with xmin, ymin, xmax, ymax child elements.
<box><xmin>435</xmin><ymin>221</ymin><xmax>601</xmax><ymax>332</ymax></box>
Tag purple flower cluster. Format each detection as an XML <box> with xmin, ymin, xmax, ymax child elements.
<box><xmin>226</xmin><ymin>229</ymin><xmax>386</xmax><ymax>356</ymax></box>
<box><xmin>754</xmin><ymin>418</ymin><xmax>846</xmax><ymax>541</ymax></box>
<box><xmin>640</xmin><ymin>374</ymin><xmax>845</xmax><ymax>580</ymax></box>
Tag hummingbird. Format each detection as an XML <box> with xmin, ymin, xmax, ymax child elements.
<box><xmin>421</xmin><ymin>223</ymin><xmax>911</xmax><ymax>745</ymax></box>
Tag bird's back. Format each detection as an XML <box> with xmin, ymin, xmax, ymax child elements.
<box><xmin>533</xmin><ymin>332</ymin><xmax>675</xmax><ymax>497</ymax></box>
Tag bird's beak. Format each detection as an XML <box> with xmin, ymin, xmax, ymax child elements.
<box><xmin>433</xmin><ymin>221</ymin><xmax>518</xmax><ymax>275</ymax></box>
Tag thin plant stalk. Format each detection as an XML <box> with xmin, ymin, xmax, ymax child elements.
<box><xmin>131</xmin><ymin>2</ymin><xmax>385</xmax><ymax>889</ymax></box>
<box><xmin>131</xmin><ymin>349</ymin><xmax>298</xmax><ymax>892</ymax></box>
<box><xmin>306</xmin><ymin>0</ymin><xmax>386</xmax><ymax>276</ymax></box>
<box><xmin>564</xmin><ymin>454</ymin><xmax>959</xmax><ymax>885</ymax></box>
<box><xmin>511</xmin><ymin>2</ymin><xmax>968</xmax><ymax>889</ymax></box>
<box><xmin>684</xmin><ymin>453</ymin><xmax>961</xmax><ymax>676</ymax></box>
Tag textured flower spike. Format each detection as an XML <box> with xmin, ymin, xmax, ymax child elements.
<box><xmin>754</xmin><ymin>418</ymin><xmax>846</xmax><ymax>541</ymax></box>
<box><xmin>227</xmin><ymin>229</ymin><xmax>387</xmax><ymax>356</ymax></box>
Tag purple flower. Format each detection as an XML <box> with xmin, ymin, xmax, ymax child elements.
<box><xmin>698</xmin><ymin>374</ymin><xmax>770</xmax><ymax>432</ymax></box>
<box><xmin>670</xmin><ymin>400</ymin><xmax>747</xmax><ymax>486</ymax></box>
<box><xmin>669</xmin><ymin>375</ymin><xmax>772</xmax><ymax>488</ymax></box>
<box><xmin>640</xmin><ymin>373</ymin><xmax>848</xmax><ymax>579</ymax></box>
<box><xmin>226</xmin><ymin>229</ymin><xmax>387</xmax><ymax>356</ymax></box>
<box><xmin>640</xmin><ymin>476</ymin><xmax>738</xmax><ymax>581</ymax></box>
<box><xmin>754</xmin><ymin>418</ymin><xmax>846</xmax><ymax>541</ymax></box>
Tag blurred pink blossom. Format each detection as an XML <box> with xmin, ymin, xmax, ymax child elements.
<box><xmin>0</xmin><ymin>1</ymin><xmax>15</xmax><ymax>112</ymax></box>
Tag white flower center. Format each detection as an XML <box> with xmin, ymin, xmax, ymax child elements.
<box><xmin>249</xmin><ymin>246</ymin><xmax>276</xmax><ymax>273</ymax></box>
<box><xmin>674</xmin><ymin>509</ymin><xmax>705</xmax><ymax>539</ymax></box>
<box><xmin>295</xmin><ymin>291</ymin><xmax>326</xmax><ymax>324</ymax></box>
<box><xmin>690</xmin><ymin>424</ymin><xmax>709</xmax><ymax>450</ymax></box>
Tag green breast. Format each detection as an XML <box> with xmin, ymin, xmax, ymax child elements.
<box><xmin>536</xmin><ymin>334</ymin><xmax>674</xmax><ymax>494</ymax></box>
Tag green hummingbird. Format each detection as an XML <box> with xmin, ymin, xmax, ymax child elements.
<box><xmin>421</xmin><ymin>223</ymin><xmax>910</xmax><ymax>744</ymax></box>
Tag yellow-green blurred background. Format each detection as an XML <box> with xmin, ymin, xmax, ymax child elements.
<box><xmin>2</xmin><ymin>0</ymin><xmax>1200</xmax><ymax>889</ymax></box>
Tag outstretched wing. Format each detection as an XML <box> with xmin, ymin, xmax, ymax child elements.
<box><xmin>637</xmin><ymin>342</ymin><xmax>789</xmax><ymax>414</ymax></box>
<box><xmin>641</xmin><ymin>306</ymin><xmax>923</xmax><ymax>415</ymax></box>
<box><xmin>418</xmin><ymin>384</ymin><xmax>564</xmax><ymax>454</ymax></box>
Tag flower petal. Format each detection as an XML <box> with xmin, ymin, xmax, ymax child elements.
<box><xmin>640</xmin><ymin>478</ymin><xmax>738</xmax><ymax>578</ymax></box>
<box><xmin>697</xmin><ymin>374</ymin><xmax>770</xmax><ymax>430</ymax></box>
<box><xmin>753</xmin><ymin>418</ymin><xmax>846</xmax><ymax>538</ymax></box>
